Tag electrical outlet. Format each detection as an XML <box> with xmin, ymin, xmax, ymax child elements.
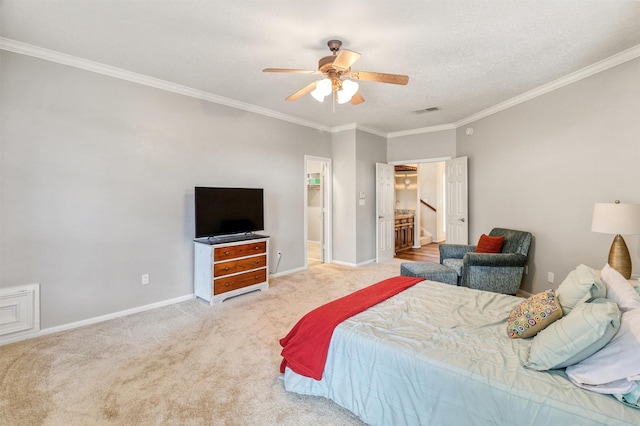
<box><xmin>142</xmin><ymin>274</ymin><xmax>150</xmax><ymax>285</ymax></box>
<box><xmin>547</xmin><ymin>272</ymin><xmax>554</xmax><ymax>284</ymax></box>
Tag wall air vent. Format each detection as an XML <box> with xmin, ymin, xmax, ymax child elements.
<box><xmin>412</xmin><ymin>106</ymin><xmax>441</xmax><ymax>114</ymax></box>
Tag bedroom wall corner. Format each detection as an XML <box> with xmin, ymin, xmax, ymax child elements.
<box><xmin>456</xmin><ymin>56</ymin><xmax>640</xmax><ymax>294</ymax></box>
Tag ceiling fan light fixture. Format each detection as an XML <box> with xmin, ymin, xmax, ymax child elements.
<box><xmin>311</xmin><ymin>89</ymin><xmax>326</xmax><ymax>102</ymax></box>
<box><xmin>311</xmin><ymin>78</ymin><xmax>332</xmax><ymax>102</ymax></box>
<box><xmin>336</xmin><ymin>79</ymin><xmax>359</xmax><ymax>104</ymax></box>
<box><xmin>342</xmin><ymin>79</ymin><xmax>359</xmax><ymax>96</ymax></box>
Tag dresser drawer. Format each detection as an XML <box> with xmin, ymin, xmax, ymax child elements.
<box><xmin>213</xmin><ymin>255</ymin><xmax>267</xmax><ymax>277</ymax></box>
<box><xmin>214</xmin><ymin>241</ymin><xmax>267</xmax><ymax>260</ymax></box>
<box><xmin>214</xmin><ymin>269</ymin><xmax>267</xmax><ymax>294</ymax></box>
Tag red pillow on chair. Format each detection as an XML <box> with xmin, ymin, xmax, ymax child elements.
<box><xmin>476</xmin><ymin>234</ymin><xmax>504</xmax><ymax>253</ymax></box>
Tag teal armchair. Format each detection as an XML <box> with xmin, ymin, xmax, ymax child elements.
<box><xmin>439</xmin><ymin>228</ymin><xmax>532</xmax><ymax>295</ymax></box>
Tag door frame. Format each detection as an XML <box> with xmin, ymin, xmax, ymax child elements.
<box><xmin>304</xmin><ymin>155</ymin><xmax>333</xmax><ymax>267</ymax></box>
<box><xmin>389</xmin><ymin>156</ymin><xmax>452</xmax><ymax>247</ymax></box>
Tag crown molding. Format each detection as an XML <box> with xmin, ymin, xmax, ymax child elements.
<box><xmin>386</xmin><ymin>123</ymin><xmax>457</xmax><ymax>139</ymax></box>
<box><xmin>0</xmin><ymin>38</ymin><xmax>331</xmax><ymax>133</ymax></box>
<box><xmin>330</xmin><ymin>123</ymin><xmax>387</xmax><ymax>138</ymax></box>
<box><xmin>455</xmin><ymin>43</ymin><xmax>640</xmax><ymax>127</ymax></box>
<box><xmin>3</xmin><ymin>37</ymin><xmax>639</xmax><ymax>139</ymax></box>
<box><xmin>330</xmin><ymin>123</ymin><xmax>357</xmax><ymax>133</ymax></box>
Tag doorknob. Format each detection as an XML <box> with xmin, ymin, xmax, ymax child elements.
<box><xmin>379</xmin><ymin>215</ymin><xmax>384</xmax><ymax>219</ymax></box>
<box><xmin>458</xmin><ymin>218</ymin><xmax>465</xmax><ymax>222</ymax></box>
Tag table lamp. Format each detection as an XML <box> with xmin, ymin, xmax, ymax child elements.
<box><xmin>591</xmin><ymin>200</ymin><xmax>640</xmax><ymax>279</ymax></box>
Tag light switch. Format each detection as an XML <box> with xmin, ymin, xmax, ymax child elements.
<box><xmin>359</xmin><ymin>199</ymin><xmax>365</xmax><ymax>206</ymax></box>
<box><xmin>359</xmin><ymin>192</ymin><xmax>365</xmax><ymax>199</ymax></box>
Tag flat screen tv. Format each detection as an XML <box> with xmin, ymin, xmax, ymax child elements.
<box><xmin>194</xmin><ymin>187</ymin><xmax>264</xmax><ymax>238</ymax></box>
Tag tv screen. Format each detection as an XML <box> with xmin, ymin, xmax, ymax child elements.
<box><xmin>195</xmin><ymin>187</ymin><xmax>264</xmax><ymax>238</ymax></box>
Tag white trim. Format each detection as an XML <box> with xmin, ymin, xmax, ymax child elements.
<box><xmin>0</xmin><ymin>283</ymin><xmax>40</xmax><ymax>342</ymax></box>
<box><xmin>330</xmin><ymin>123</ymin><xmax>387</xmax><ymax>138</ymax></box>
<box><xmin>0</xmin><ymin>38</ymin><xmax>330</xmax><ymax>133</ymax></box>
<box><xmin>387</xmin><ymin>123</ymin><xmax>457</xmax><ymax>138</ymax></box>
<box><xmin>331</xmin><ymin>259</ymin><xmax>376</xmax><ymax>268</ymax></box>
<box><xmin>331</xmin><ymin>260</ymin><xmax>358</xmax><ymax>268</ymax></box>
<box><xmin>330</xmin><ymin>123</ymin><xmax>357</xmax><ymax>133</ymax></box>
<box><xmin>304</xmin><ymin>155</ymin><xmax>333</xmax><ymax>269</ymax></box>
<box><xmin>270</xmin><ymin>266</ymin><xmax>307</xmax><ymax>278</ymax></box>
<box><xmin>455</xmin><ymin>44</ymin><xmax>640</xmax><ymax>127</ymax></box>
<box><xmin>0</xmin><ymin>293</ymin><xmax>193</xmax><ymax>346</ymax></box>
<box><xmin>2</xmin><ymin>37</ymin><xmax>638</xmax><ymax>138</ymax></box>
<box><xmin>389</xmin><ymin>156</ymin><xmax>451</xmax><ymax>165</ymax></box>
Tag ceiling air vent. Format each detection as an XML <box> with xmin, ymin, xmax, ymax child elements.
<box><xmin>412</xmin><ymin>106</ymin><xmax>441</xmax><ymax>114</ymax></box>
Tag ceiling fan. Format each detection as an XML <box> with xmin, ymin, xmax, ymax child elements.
<box><xmin>263</xmin><ymin>40</ymin><xmax>409</xmax><ymax>106</ymax></box>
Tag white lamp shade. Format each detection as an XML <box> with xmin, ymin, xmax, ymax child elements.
<box><xmin>336</xmin><ymin>90</ymin><xmax>352</xmax><ymax>104</ymax></box>
<box><xmin>310</xmin><ymin>78</ymin><xmax>332</xmax><ymax>102</ymax></box>
<box><xmin>592</xmin><ymin>203</ymin><xmax>640</xmax><ymax>235</ymax></box>
<box><xmin>342</xmin><ymin>79</ymin><xmax>358</xmax><ymax>96</ymax></box>
<box><xmin>310</xmin><ymin>88</ymin><xmax>326</xmax><ymax>102</ymax></box>
<box><xmin>336</xmin><ymin>80</ymin><xmax>359</xmax><ymax>104</ymax></box>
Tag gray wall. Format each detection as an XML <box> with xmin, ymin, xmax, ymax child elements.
<box><xmin>387</xmin><ymin>129</ymin><xmax>456</xmax><ymax>162</ymax></box>
<box><xmin>355</xmin><ymin>130</ymin><xmax>387</xmax><ymax>264</ymax></box>
<box><xmin>457</xmin><ymin>57</ymin><xmax>640</xmax><ymax>294</ymax></box>
<box><xmin>330</xmin><ymin>129</ymin><xmax>386</xmax><ymax>265</ymax></box>
<box><xmin>331</xmin><ymin>130</ymin><xmax>357</xmax><ymax>264</ymax></box>
<box><xmin>0</xmin><ymin>51</ymin><xmax>332</xmax><ymax>329</ymax></box>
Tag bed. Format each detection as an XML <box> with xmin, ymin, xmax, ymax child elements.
<box><xmin>279</xmin><ymin>277</ymin><xmax>640</xmax><ymax>425</ymax></box>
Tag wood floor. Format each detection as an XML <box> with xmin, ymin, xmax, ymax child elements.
<box><xmin>394</xmin><ymin>243</ymin><xmax>440</xmax><ymax>263</ymax></box>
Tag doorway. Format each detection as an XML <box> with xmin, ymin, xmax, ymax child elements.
<box><xmin>304</xmin><ymin>156</ymin><xmax>332</xmax><ymax>267</ymax></box>
<box><xmin>376</xmin><ymin>157</ymin><xmax>458</xmax><ymax>262</ymax></box>
<box><xmin>393</xmin><ymin>161</ymin><xmax>446</xmax><ymax>248</ymax></box>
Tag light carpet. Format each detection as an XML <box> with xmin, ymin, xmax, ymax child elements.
<box><xmin>0</xmin><ymin>259</ymin><xmax>407</xmax><ymax>425</ymax></box>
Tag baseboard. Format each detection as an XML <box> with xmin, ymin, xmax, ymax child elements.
<box><xmin>270</xmin><ymin>266</ymin><xmax>306</xmax><ymax>278</ymax></box>
<box><xmin>331</xmin><ymin>259</ymin><xmax>376</xmax><ymax>268</ymax></box>
<box><xmin>517</xmin><ymin>289</ymin><xmax>533</xmax><ymax>298</ymax></box>
<box><xmin>0</xmin><ymin>294</ymin><xmax>193</xmax><ymax>346</ymax></box>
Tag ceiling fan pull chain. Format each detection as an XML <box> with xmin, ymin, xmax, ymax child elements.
<box><xmin>332</xmin><ymin>91</ymin><xmax>336</xmax><ymax>114</ymax></box>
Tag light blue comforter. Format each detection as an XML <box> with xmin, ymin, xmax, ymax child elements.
<box><xmin>283</xmin><ymin>280</ymin><xmax>640</xmax><ymax>425</ymax></box>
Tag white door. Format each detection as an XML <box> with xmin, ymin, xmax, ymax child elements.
<box><xmin>445</xmin><ymin>156</ymin><xmax>468</xmax><ymax>244</ymax></box>
<box><xmin>376</xmin><ymin>162</ymin><xmax>395</xmax><ymax>263</ymax></box>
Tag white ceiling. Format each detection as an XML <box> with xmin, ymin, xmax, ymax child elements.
<box><xmin>2</xmin><ymin>1</ymin><xmax>640</xmax><ymax>134</ymax></box>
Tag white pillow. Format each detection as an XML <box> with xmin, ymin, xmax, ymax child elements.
<box><xmin>566</xmin><ymin>308</ymin><xmax>640</xmax><ymax>391</ymax></box>
<box><xmin>601</xmin><ymin>264</ymin><xmax>640</xmax><ymax>312</ymax></box>
<box><xmin>555</xmin><ymin>264</ymin><xmax>606</xmax><ymax>315</ymax></box>
<box><xmin>526</xmin><ymin>298</ymin><xmax>620</xmax><ymax>370</ymax></box>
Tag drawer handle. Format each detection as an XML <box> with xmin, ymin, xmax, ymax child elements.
<box><xmin>254</xmin><ymin>246</ymin><xmax>259</xmax><ymax>250</ymax></box>
<box><xmin>225</xmin><ymin>283</ymin><xmax>231</xmax><ymax>287</ymax></box>
<box><xmin>224</xmin><ymin>251</ymin><xmax>230</xmax><ymax>255</ymax></box>
<box><xmin>224</xmin><ymin>266</ymin><xmax>229</xmax><ymax>271</ymax></box>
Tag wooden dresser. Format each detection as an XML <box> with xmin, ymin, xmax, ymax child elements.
<box><xmin>194</xmin><ymin>236</ymin><xmax>269</xmax><ymax>304</ymax></box>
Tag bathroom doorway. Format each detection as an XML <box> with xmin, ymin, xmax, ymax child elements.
<box><xmin>304</xmin><ymin>156</ymin><xmax>332</xmax><ymax>267</ymax></box>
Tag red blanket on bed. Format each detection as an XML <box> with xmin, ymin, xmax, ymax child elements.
<box><xmin>279</xmin><ymin>275</ymin><xmax>424</xmax><ymax>380</ymax></box>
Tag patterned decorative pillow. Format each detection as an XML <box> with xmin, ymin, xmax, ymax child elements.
<box><xmin>475</xmin><ymin>234</ymin><xmax>504</xmax><ymax>253</ymax></box>
<box><xmin>507</xmin><ymin>290</ymin><xmax>563</xmax><ymax>339</ymax></box>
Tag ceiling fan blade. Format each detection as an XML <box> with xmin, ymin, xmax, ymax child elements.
<box><xmin>350</xmin><ymin>71</ymin><xmax>409</xmax><ymax>85</ymax></box>
<box><xmin>332</xmin><ymin>49</ymin><xmax>361</xmax><ymax>71</ymax></box>
<box><xmin>286</xmin><ymin>81</ymin><xmax>318</xmax><ymax>101</ymax></box>
<box><xmin>350</xmin><ymin>92</ymin><xmax>365</xmax><ymax>105</ymax></box>
<box><xmin>263</xmin><ymin>68</ymin><xmax>318</xmax><ymax>74</ymax></box>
